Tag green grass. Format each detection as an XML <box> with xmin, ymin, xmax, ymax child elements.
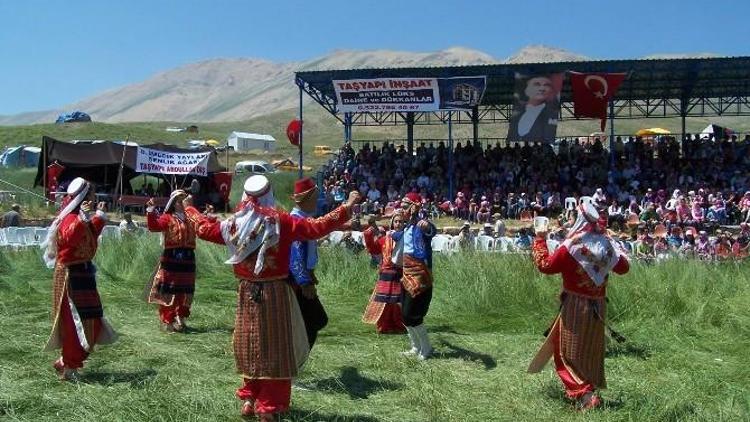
<box><xmin>0</xmin><ymin>238</ymin><xmax>748</xmax><ymax>421</ymax></box>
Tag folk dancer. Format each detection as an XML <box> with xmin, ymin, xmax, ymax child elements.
<box><xmin>186</xmin><ymin>175</ymin><xmax>359</xmax><ymax>420</ymax></box>
<box><xmin>528</xmin><ymin>202</ymin><xmax>629</xmax><ymax>410</ymax></box>
<box><xmin>41</xmin><ymin>177</ymin><xmax>117</xmax><ymax>381</ymax></box>
<box><xmin>361</xmin><ymin>211</ymin><xmax>406</xmax><ymax>334</ymax></box>
<box><xmin>398</xmin><ymin>192</ymin><xmax>436</xmax><ymax>360</ymax></box>
<box><xmin>145</xmin><ymin>189</ymin><xmax>200</xmax><ymax>333</ymax></box>
<box><xmin>288</xmin><ymin>177</ymin><xmax>328</xmax><ymax>349</ymax></box>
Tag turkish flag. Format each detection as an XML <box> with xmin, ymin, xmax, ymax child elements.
<box><xmin>212</xmin><ymin>171</ymin><xmax>233</xmax><ymax>202</ymax></box>
<box><xmin>46</xmin><ymin>162</ymin><xmax>65</xmax><ymax>200</ymax></box>
<box><xmin>570</xmin><ymin>72</ymin><xmax>626</xmax><ymax>131</ymax></box>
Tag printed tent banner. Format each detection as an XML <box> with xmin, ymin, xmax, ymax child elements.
<box><xmin>333</xmin><ymin>76</ymin><xmax>486</xmax><ymax>113</ymax></box>
<box><xmin>135</xmin><ymin>146</ymin><xmax>211</xmax><ymax>176</ymax></box>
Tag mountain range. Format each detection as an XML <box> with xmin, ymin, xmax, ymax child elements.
<box><xmin>0</xmin><ymin>45</ymin><xmax>717</xmax><ymax>125</ymax></box>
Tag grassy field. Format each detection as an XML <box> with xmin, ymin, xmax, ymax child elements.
<box><xmin>0</xmin><ymin>236</ymin><xmax>748</xmax><ymax>421</ymax></box>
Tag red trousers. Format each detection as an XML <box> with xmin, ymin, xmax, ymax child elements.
<box><xmin>552</xmin><ymin>329</ymin><xmax>594</xmax><ymax>399</ymax></box>
<box><xmin>235</xmin><ymin>379</ymin><xmax>291</xmax><ymax>414</ymax></box>
<box><xmin>376</xmin><ymin>304</ymin><xmax>406</xmax><ymax>334</ymax></box>
<box><xmin>59</xmin><ymin>296</ymin><xmax>100</xmax><ymax>369</ymax></box>
<box><xmin>159</xmin><ymin>303</ymin><xmax>191</xmax><ymax>324</ymax></box>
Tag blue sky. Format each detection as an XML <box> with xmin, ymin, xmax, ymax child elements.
<box><xmin>0</xmin><ymin>0</ymin><xmax>748</xmax><ymax>115</ymax></box>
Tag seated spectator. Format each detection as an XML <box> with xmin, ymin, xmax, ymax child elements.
<box><xmin>482</xmin><ymin>223</ymin><xmax>494</xmax><ymax>237</ymax></box>
<box><xmin>695</xmin><ymin>231</ymin><xmax>714</xmax><ymax>260</ymax></box>
<box><xmin>706</xmin><ymin>200</ymin><xmax>728</xmax><ymax>224</ymax></box>
<box><xmin>456</xmin><ymin>222</ymin><xmax>475</xmax><ymax>250</ymax></box>
<box><xmin>477</xmin><ymin>196</ymin><xmax>491</xmax><ymax>223</ymax></box>
<box><xmin>1</xmin><ymin>204</ymin><xmax>22</xmax><ymax>228</ymax></box>
<box><xmin>119</xmin><ymin>213</ymin><xmax>140</xmax><ymax>235</ymax></box>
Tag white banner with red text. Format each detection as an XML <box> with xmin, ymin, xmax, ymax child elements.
<box><xmin>135</xmin><ymin>147</ymin><xmax>211</xmax><ymax>176</ymax></box>
<box><xmin>333</xmin><ymin>76</ymin><xmax>486</xmax><ymax>113</ymax></box>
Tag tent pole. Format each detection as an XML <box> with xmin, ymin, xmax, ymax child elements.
<box><xmin>609</xmin><ymin>100</ymin><xmax>615</xmax><ymax>167</ymax></box>
<box><xmin>448</xmin><ymin>111</ymin><xmax>454</xmax><ymax>202</ymax></box>
<box><xmin>117</xmin><ymin>135</ymin><xmax>130</xmax><ymax>215</ymax></box>
<box><xmin>298</xmin><ymin>85</ymin><xmax>304</xmax><ymax>179</ymax></box>
<box><xmin>43</xmin><ymin>137</ymin><xmax>48</xmax><ymax>206</ymax></box>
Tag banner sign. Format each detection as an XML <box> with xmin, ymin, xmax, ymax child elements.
<box><xmin>507</xmin><ymin>72</ymin><xmax>564</xmax><ymax>143</ymax></box>
<box><xmin>135</xmin><ymin>147</ymin><xmax>211</xmax><ymax>176</ymax></box>
<box><xmin>333</xmin><ymin>76</ymin><xmax>485</xmax><ymax>113</ymax></box>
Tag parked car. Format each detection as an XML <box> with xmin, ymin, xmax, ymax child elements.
<box><xmin>234</xmin><ymin>160</ymin><xmax>276</xmax><ymax>175</ymax></box>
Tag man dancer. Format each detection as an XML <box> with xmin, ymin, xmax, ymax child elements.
<box><xmin>41</xmin><ymin>177</ymin><xmax>118</xmax><ymax>381</ymax></box>
<box><xmin>397</xmin><ymin>192</ymin><xmax>436</xmax><ymax>360</ymax></box>
<box><xmin>528</xmin><ymin>202</ymin><xmax>629</xmax><ymax>410</ymax></box>
<box><xmin>288</xmin><ymin>177</ymin><xmax>328</xmax><ymax>349</ymax></box>
<box><xmin>187</xmin><ymin>175</ymin><xmax>359</xmax><ymax>420</ymax></box>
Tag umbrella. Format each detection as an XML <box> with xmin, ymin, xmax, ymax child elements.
<box><xmin>205</xmin><ymin>139</ymin><xmax>220</xmax><ymax>146</ymax></box>
<box><xmin>635</xmin><ymin>128</ymin><xmax>671</xmax><ymax>137</ymax></box>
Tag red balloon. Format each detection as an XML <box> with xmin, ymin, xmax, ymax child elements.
<box><xmin>286</xmin><ymin>119</ymin><xmax>302</xmax><ymax>146</ymax></box>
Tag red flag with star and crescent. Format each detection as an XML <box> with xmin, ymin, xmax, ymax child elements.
<box><xmin>570</xmin><ymin>72</ymin><xmax>627</xmax><ymax>131</ymax></box>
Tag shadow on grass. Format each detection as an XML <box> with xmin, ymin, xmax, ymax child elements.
<box><xmin>429</xmin><ymin>324</ymin><xmax>463</xmax><ymax>335</ymax></box>
<box><xmin>433</xmin><ymin>339</ymin><xmax>497</xmax><ymax>370</ymax></box>
<box><xmin>606</xmin><ymin>342</ymin><xmax>652</xmax><ymax>360</ymax></box>
<box><xmin>283</xmin><ymin>409</ymin><xmax>380</xmax><ymax>422</ymax></box>
<box><xmin>298</xmin><ymin>366</ymin><xmax>402</xmax><ymax>400</ymax></box>
<box><xmin>82</xmin><ymin>368</ymin><xmax>157</xmax><ymax>388</ymax></box>
<box><xmin>184</xmin><ymin>324</ymin><xmax>233</xmax><ymax>335</ymax></box>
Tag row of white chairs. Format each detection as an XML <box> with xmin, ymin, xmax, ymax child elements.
<box><xmin>0</xmin><ymin>225</ymin><xmax>125</xmax><ymax>248</ymax></box>
<box><xmin>320</xmin><ymin>231</ymin><xmax>540</xmax><ymax>255</ymax></box>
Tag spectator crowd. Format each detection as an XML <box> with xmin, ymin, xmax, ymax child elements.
<box><xmin>318</xmin><ymin>133</ymin><xmax>750</xmax><ymax>261</ymax></box>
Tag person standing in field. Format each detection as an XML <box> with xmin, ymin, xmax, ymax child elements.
<box><xmin>41</xmin><ymin>177</ymin><xmax>118</xmax><ymax>381</ymax></box>
<box><xmin>186</xmin><ymin>175</ymin><xmax>360</xmax><ymax>421</ymax></box>
<box><xmin>288</xmin><ymin>177</ymin><xmax>329</xmax><ymax>349</ymax></box>
<box><xmin>528</xmin><ymin>201</ymin><xmax>629</xmax><ymax>410</ymax></box>
<box><xmin>398</xmin><ymin>192</ymin><xmax>436</xmax><ymax>360</ymax></box>
<box><xmin>1</xmin><ymin>204</ymin><xmax>22</xmax><ymax>227</ymax></box>
<box><xmin>145</xmin><ymin>189</ymin><xmax>200</xmax><ymax>333</ymax></box>
<box><xmin>361</xmin><ymin>211</ymin><xmax>406</xmax><ymax>334</ymax></box>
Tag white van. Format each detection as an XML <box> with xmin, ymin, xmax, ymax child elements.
<box><xmin>234</xmin><ymin>160</ymin><xmax>276</xmax><ymax>175</ymax></box>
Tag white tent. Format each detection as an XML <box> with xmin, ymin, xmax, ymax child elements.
<box><xmin>227</xmin><ymin>132</ymin><xmax>276</xmax><ymax>152</ymax></box>
<box><xmin>700</xmin><ymin>124</ymin><xmax>734</xmax><ymax>140</ymax></box>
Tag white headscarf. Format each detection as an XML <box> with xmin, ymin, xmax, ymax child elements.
<box><xmin>562</xmin><ymin>202</ymin><xmax>624</xmax><ymax>286</ymax></box>
<box><xmin>41</xmin><ymin>177</ymin><xmax>90</xmax><ymax>268</ymax></box>
<box><xmin>222</xmin><ymin>178</ymin><xmax>280</xmax><ymax>274</ymax></box>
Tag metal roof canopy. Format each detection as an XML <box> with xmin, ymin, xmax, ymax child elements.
<box><xmin>295</xmin><ymin>56</ymin><xmax>750</xmax><ymax>127</ymax></box>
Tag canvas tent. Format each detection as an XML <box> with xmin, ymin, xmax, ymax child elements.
<box><xmin>34</xmin><ymin>136</ymin><xmax>228</xmax><ymax>201</ymax></box>
<box><xmin>700</xmin><ymin>124</ymin><xmax>735</xmax><ymax>139</ymax></box>
<box><xmin>55</xmin><ymin>111</ymin><xmax>91</xmax><ymax>124</ymax></box>
<box><xmin>0</xmin><ymin>146</ymin><xmax>40</xmax><ymax>167</ymax></box>
<box><xmin>227</xmin><ymin>131</ymin><xmax>276</xmax><ymax>152</ymax></box>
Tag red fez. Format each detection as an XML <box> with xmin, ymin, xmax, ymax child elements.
<box><xmin>403</xmin><ymin>192</ymin><xmax>421</xmax><ymax>205</ymax></box>
<box><xmin>292</xmin><ymin>177</ymin><xmax>317</xmax><ymax>201</ymax></box>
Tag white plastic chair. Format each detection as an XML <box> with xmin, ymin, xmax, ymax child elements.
<box><xmin>431</xmin><ymin>234</ymin><xmax>452</xmax><ymax>253</ymax></box>
<box><xmin>565</xmin><ymin>197</ymin><xmax>577</xmax><ymax>211</ymax></box>
<box><xmin>475</xmin><ymin>235</ymin><xmax>495</xmax><ymax>251</ymax></box>
<box><xmin>4</xmin><ymin>227</ymin><xmax>23</xmax><ymax>248</ymax></box>
<box><xmin>35</xmin><ymin>227</ymin><xmax>49</xmax><ymax>243</ymax></box>
<box><xmin>326</xmin><ymin>231</ymin><xmax>345</xmax><ymax>246</ymax></box>
<box><xmin>100</xmin><ymin>225</ymin><xmax>120</xmax><ymax>240</ymax></box>
<box><xmin>495</xmin><ymin>236</ymin><xmax>515</xmax><ymax>253</ymax></box>
<box><xmin>349</xmin><ymin>231</ymin><xmax>364</xmax><ymax>245</ymax></box>
<box><xmin>16</xmin><ymin>227</ymin><xmax>37</xmax><ymax>246</ymax></box>
<box><xmin>0</xmin><ymin>228</ymin><xmax>7</xmax><ymax>246</ymax></box>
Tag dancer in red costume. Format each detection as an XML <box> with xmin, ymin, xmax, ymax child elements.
<box><xmin>362</xmin><ymin>211</ymin><xmax>407</xmax><ymax>334</ymax></box>
<box><xmin>41</xmin><ymin>177</ymin><xmax>118</xmax><ymax>381</ymax></box>
<box><xmin>528</xmin><ymin>200</ymin><xmax>629</xmax><ymax>410</ymax></box>
<box><xmin>186</xmin><ymin>175</ymin><xmax>360</xmax><ymax>421</ymax></box>
<box><xmin>145</xmin><ymin>189</ymin><xmax>201</xmax><ymax>333</ymax></box>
